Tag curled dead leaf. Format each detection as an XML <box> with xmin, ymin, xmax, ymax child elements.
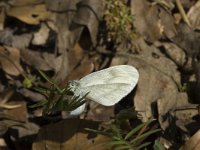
<box><xmin>180</xmin><ymin>129</ymin><xmax>200</xmax><ymax>150</ymax></box>
<box><xmin>32</xmin><ymin>119</ymin><xmax>110</xmax><ymax>150</ymax></box>
<box><xmin>187</xmin><ymin>1</ymin><xmax>200</xmax><ymax>30</ymax></box>
<box><xmin>0</xmin><ymin>46</ymin><xmax>23</xmax><ymax>76</ymax></box>
<box><xmin>131</xmin><ymin>0</ymin><xmax>161</xmax><ymax>42</ymax></box>
<box><xmin>7</xmin><ymin>4</ymin><xmax>50</xmax><ymax>25</ymax></box>
<box><xmin>32</xmin><ymin>23</ymin><xmax>50</xmax><ymax>45</ymax></box>
<box><xmin>11</xmin><ymin>0</ymin><xmax>43</xmax><ymax>6</ymax></box>
<box><xmin>111</xmin><ymin>38</ymin><xmax>189</xmax><ymax>130</ymax></box>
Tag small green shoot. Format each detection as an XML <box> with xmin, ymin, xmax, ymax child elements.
<box><xmin>104</xmin><ymin>0</ymin><xmax>137</xmax><ymax>42</ymax></box>
<box><xmin>30</xmin><ymin>70</ymin><xmax>87</xmax><ymax>116</ymax></box>
<box><xmin>23</xmin><ymin>77</ymin><xmax>33</xmax><ymax>88</ymax></box>
<box><xmin>86</xmin><ymin>109</ymin><xmax>161</xmax><ymax>150</ymax></box>
<box><xmin>153</xmin><ymin>140</ymin><xmax>166</xmax><ymax>150</ymax></box>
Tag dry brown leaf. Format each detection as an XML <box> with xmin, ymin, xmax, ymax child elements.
<box><xmin>159</xmin><ymin>7</ymin><xmax>177</xmax><ymax>39</ymax></box>
<box><xmin>20</xmin><ymin>48</ymin><xmax>52</xmax><ymax>71</ymax></box>
<box><xmin>86</xmin><ymin>103</ymin><xmax>115</xmax><ymax>122</ymax></box>
<box><xmin>131</xmin><ymin>0</ymin><xmax>161</xmax><ymax>42</ymax></box>
<box><xmin>9</xmin><ymin>122</ymin><xmax>39</xmax><ymax>140</ymax></box>
<box><xmin>45</xmin><ymin>0</ymin><xmax>77</xmax><ymax>12</ymax></box>
<box><xmin>46</xmin><ymin>0</ymin><xmax>84</xmax><ymax>81</ymax></box>
<box><xmin>174</xmin><ymin>105</ymin><xmax>199</xmax><ymax>125</ymax></box>
<box><xmin>133</xmin><ymin>60</ymin><xmax>179</xmax><ymax>125</ymax></box>
<box><xmin>7</xmin><ymin>4</ymin><xmax>50</xmax><ymax>25</ymax></box>
<box><xmin>64</xmin><ymin>60</ymin><xmax>94</xmax><ymax>81</ymax></box>
<box><xmin>67</xmin><ymin>43</ymin><xmax>85</xmax><ymax>73</ymax></box>
<box><xmin>171</xmin><ymin>23</ymin><xmax>200</xmax><ymax>57</ymax></box>
<box><xmin>173</xmin><ymin>95</ymin><xmax>200</xmax><ymax>136</ymax></box>
<box><xmin>0</xmin><ymin>138</ymin><xmax>6</xmax><ymax>147</ymax></box>
<box><xmin>12</xmin><ymin>0</ymin><xmax>43</xmax><ymax>6</ymax></box>
<box><xmin>73</xmin><ymin>0</ymin><xmax>104</xmax><ymax>46</ymax></box>
<box><xmin>170</xmin><ymin>24</ymin><xmax>200</xmax><ymax>103</ymax></box>
<box><xmin>0</xmin><ymin>29</ymin><xmax>32</xmax><ymax>49</ymax></box>
<box><xmin>4</xmin><ymin>101</ymin><xmax>27</xmax><ymax>122</ymax></box>
<box><xmin>134</xmin><ymin>38</ymin><xmax>181</xmax><ymax>83</ymax></box>
<box><xmin>112</xmin><ymin>55</ymin><xmax>177</xmax><ymax>123</ymax></box>
<box><xmin>47</xmin><ymin>0</ymin><xmax>103</xmax><ymax>47</ymax></box>
<box><xmin>0</xmin><ymin>101</ymin><xmax>21</xmax><ymax>109</ymax></box>
<box><xmin>154</xmin><ymin>41</ymin><xmax>186</xmax><ymax>66</ymax></box>
<box><xmin>46</xmin><ymin>0</ymin><xmax>103</xmax><ymax>81</ymax></box>
<box><xmin>180</xmin><ymin>129</ymin><xmax>200</xmax><ymax>150</ymax></box>
<box><xmin>16</xmin><ymin>88</ymin><xmax>45</xmax><ymax>102</ymax></box>
<box><xmin>131</xmin><ymin>0</ymin><xmax>176</xmax><ymax>42</ymax></box>
<box><xmin>64</xmin><ymin>47</ymin><xmax>94</xmax><ymax>83</ymax></box>
<box><xmin>42</xmin><ymin>53</ymin><xmax>62</xmax><ymax>73</ymax></box>
<box><xmin>54</xmin><ymin>42</ymin><xmax>87</xmax><ymax>82</ymax></box>
<box><xmin>32</xmin><ymin>119</ymin><xmax>110</xmax><ymax>150</ymax></box>
<box><xmin>0</xmin><ymin>46</ymin><xmax>23</xmax><ymax>76</ymax></box>
<box><xmin>46</xmin><ymin>0</ymin><xmax>83</xmax><ymax>51</ymax></box>
<box><xmin>0</xmin><ymin>8</ymin><xmax>5</xmax><ymax>30</ymax></box>
<box><xmin>187</xmin><ymin>0</ymin><xmax>200</xmax><ymax>30</ymax></box>
<box><xmin>0</xmin><ymin>119</ymin><xmax>25</xmax><ymax>136</ymax></box>
<box><xmin>111</xmin><ymin>38</ymin><xmax>189</xmax><ymax>130</ymax></box>
<box><xmin>32</xmin><ymin>23</ymin><xmax>50</xmax><ymax>45</ymax></box>
<box><xmin>0</xmin><ymin>89</ymin><xmax>20</xmax><ymax>109</ymax></box>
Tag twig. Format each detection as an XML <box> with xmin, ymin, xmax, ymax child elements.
<box><xmin>0</xmin><ymin>90</ymin><xmax>21</xmax><ymax>109</ymax></box>
<box><xmin>175</xmin><ymin>0</ymin><xmax>191</xmax><ymax>27</ymax></box>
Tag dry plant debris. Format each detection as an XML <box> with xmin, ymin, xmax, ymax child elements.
<box><xmin>0</xmin><ymin>0</ymin><xmax>199</xmax><ymax>149</ymax></box>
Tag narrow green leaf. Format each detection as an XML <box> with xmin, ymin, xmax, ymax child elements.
<box><xmin>136</xmin><ymin>142</ymin><xmax>151</xmax><ymax>149</ymax></box>
<box><xmin>38</xmin><ymin>70</ymin><xmax>54</xmax><ymax>84</ymax></box>
<box><xmin>106</xmin><ymin>140</ymin><xmax>128</xmax><ymax>146</ymax></box>
<box><xmin>111</xmin><ymin>124</ymin><xmax>123</xmax><ymax>139</ymax></box>
<box><xmin>114</xmin><ymin>145</ymin><xmax>132</xmax><ymax>150</ymax></box>
<box><xmin>113</xmin><ymin>136</ymin><xmax>123</xmax><ymax>141</ymax></box>
<box><xmin>153</xmin><ymin>140</ymin><xmax>165</xmax><ymax>150</ymax></box>
<box><xmin>29</xmin><ymin>100</ymin><xmax>48</xmax><ymax>108</ymax></box>
<box><xmin>85</xmin><ymin>128</ymin><xmax>111</xmax><ymax>137</ymax></box>
<box><xmin>38</xmin><ymin>70</ymin><xmax>62</xmax><ymax>93</ymax></box>
<box><xmin>130</xmin><ymin>129</ymin><xmax>161</xmax><ymax>144</ymax></box>
<box><xmin>125</xmin><ymin>120</ymin><xmax>154</xmax><ymax>140</ymax></box>
<box><xmin>34</xmin><ymin>87</ymin><xmax>50</xmax><ymax>94</ymax></box>
<box><xmin>51</xmin><ymin>97</ymin><xmax>65</xmax><ymax>111</ymax></box>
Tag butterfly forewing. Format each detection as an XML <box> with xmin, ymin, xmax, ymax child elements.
<box><xmin>79</xmin><ymin>65</ymin><xmax>139</xmax><ymax>87</ymax></box>
<box><xmin>77</xmin><ymin>65</ymin><xmax>139</xmax><ymax>106</ymax></box>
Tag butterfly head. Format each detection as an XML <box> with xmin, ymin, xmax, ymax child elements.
<box><xmin>68</xmin><ymin>80</ymin><xmax>80</xmax><ymax>92</ymax></box>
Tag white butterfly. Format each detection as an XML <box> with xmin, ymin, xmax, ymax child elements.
<box><xmin>68</xmin><ymin>65</ymin><xmax>139</xmax><ymax>115</ymax></box>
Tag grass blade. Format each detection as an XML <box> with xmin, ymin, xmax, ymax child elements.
<box><xmin>130</xmin><ymin>129</ymin><xmax>161</xmax><ymax>144</ymax></box>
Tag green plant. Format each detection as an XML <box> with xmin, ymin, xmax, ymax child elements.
<box><xmin>153</xmin><ymin>140</ymin><xmax>165</xmax><ymax>150</ymax></box>
<box><xmin>104</xmin><ymin>0</ymin><xmax>137</xmax><ymax>42</ymax></box>
<box><xmin>30</xmin><ymin>70</ymin><xmax>87</xmax><ymax>116</ymax></box>
<box><xmin>86</xmin><ymin>109</ymin><xmax>161</xmax><ymax>150</ymax></box>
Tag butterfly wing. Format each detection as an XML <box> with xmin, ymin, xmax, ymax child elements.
<box><xmin>78</xmin><ymin>65</ymin><xmax>139</xmax><ymax>106</ymax></box>
<box><xmin>69</xmin><ymin>103</ymin><xmax>86</xmax><ymax>116</ymax></box>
